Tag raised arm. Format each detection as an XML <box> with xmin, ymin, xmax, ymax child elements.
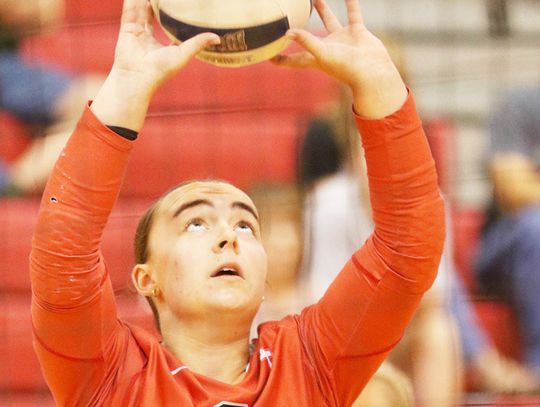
<box><xmin>30</xmin><ymin>0</ymin><xmax>219</xmax><ymax>403</ymax></box>
<box><xmin>274</xmin><ymin>0</ymin><xmax>445</xmax><ymax>404</ymax></box>
<box><xmin>272</xmin><ymin>0</ymin><xmax>407</xmax><ymax>119</ymax></box>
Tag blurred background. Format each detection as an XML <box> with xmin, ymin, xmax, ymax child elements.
<box><xmin>1</xmin><ymin>0</ymin><xmax>540</xmax><ymax>405</ymax></box>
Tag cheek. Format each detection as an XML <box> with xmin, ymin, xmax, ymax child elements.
<box><xmin>166</xmin><ymin>243</ymin><xmax>199</xmax><ymax>284</ymax></box>
<box><xmin>150</xmin><ymin>239</ymin><xmax>194</xmax><ymax>291</ymax></box>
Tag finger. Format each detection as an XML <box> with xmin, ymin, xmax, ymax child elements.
<box><xmin>121</xmin><ymin>0</ymin><xmax>148</xmax><ymax>25</ymax></box>
<box><xmin>270</xmin><ymin>52</ymin><xmax>317</xmax><ymax>69</ymax></box>
<box><xmin>144</xmin><ymin>1</ymin><xmax>155</xmax><ymax>34</ymax></box>
<box><xmin>286</xmin><ymin>29</ymin><xmax>325</xmax><ymax>60</ymax></box>
<box><xmin>158</xmin><ymin>33</ymin><xmax>220</xmax><ymax>74</ymax></box>
<box><xmin>177</xmin><ymin>32</ymin><xmax>221</xmax><ymax>59</ymax></box>
<box><xmin>314</xmin><ymin>0</ymin><xmax>342</xmax><ymax>32</ymax></box>
<box><xmin>345</xmin><ymin>0</ymin><xmax>364</xmax><ymax>26</ymax></box>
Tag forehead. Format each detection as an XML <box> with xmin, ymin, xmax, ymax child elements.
<box><xmin>159</xmin><ymin>181</ymin><xmax>257</xmax><ymax>217</ymax></box>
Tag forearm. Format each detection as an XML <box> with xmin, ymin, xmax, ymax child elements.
<box><xmin>303</xmin><ymin>95</ymin><xmax>445</xmax><ymax>405</ymax></box>
<box><xmin>31</xmin><ymin>106</ymin><xmax>133</xmax><ymax>307</ymax></box>
<box><xmin>355</xmin><ymin>92</ymin><xmax>445</xmax><ymax>293</ymax></box>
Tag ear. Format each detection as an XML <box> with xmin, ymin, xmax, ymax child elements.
<box><xmin>132</xmin><ymin>263</ymin><xmax>158</xmax><ymax>297</ymax></box>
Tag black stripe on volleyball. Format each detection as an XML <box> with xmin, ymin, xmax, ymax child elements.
<box><xmin>159</xmin><ymin>10</ymin><xmax>290</xmax><ymax>53</ymax></box>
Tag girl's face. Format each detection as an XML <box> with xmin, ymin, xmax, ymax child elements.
<box><xmin>144</xmin><ymin>181</ymin><xmax>268</xmax><ymax>323</ymax></box>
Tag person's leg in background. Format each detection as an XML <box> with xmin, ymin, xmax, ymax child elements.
<box><xmin>449</xmin><ymin>266</ymin><xmax>538</xmax><ymax>393</ymax></box>
<box><xmin>353</xmin><ymin>362</ymin><xmax>414</xmax><ymax>407</ymax></box>
<box><xmin>388</xmin><ymin>288</ymin><xmax>464</xmax><ymax>407</ymax></box>
<box><xmin>388</xmin><ymin>217</ymin><xmax>465</xmax><ymax>407</ymax></box>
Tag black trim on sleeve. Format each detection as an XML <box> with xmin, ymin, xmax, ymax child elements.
<box><xmin>107</xmin><ymin>125</ymin><xmax>138</xmax><ymax>141</ymax></box>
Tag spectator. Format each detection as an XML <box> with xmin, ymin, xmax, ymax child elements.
<box><xmin>0</xmin><ymin>0</ymin><xmax>102</xmax><ymax>194</ymax></box>
<box><xmin>475</xmin><ymin>85</ymin><xmax>540</xmax><ymax>386</ymax></box>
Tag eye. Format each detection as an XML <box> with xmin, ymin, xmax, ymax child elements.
<box><xmin>185</xmin><ymin>218</ymin><xmax>207</xmax><ymax>232</ymax></box>
<box><xmin>235</xmin><ymin>221</ymin><xmax>254</xmax><ymax>234</ymax></box>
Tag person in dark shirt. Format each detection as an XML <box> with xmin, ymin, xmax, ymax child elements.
<box><xmin>0</xmin><ymin>0</ymin><xmax>103</xmax><ymax>194</ymax></box>
<box><xmin>475</xmin><ymin>86</ymin><xmax>540</xmax><ymax>385</ymax></box>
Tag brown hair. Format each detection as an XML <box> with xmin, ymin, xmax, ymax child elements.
<box><xmin>134</xmin><ymin>199</ymin><xmax>163</xmax><ymax>332</ymax></box>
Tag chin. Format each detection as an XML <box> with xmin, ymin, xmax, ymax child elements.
<box><xmin>211</xmin><ymin>291</ymin><xmax>260</xmax><ymax>316</ymax></box>
<box><xmin>213</xmin><ymin>293</ymin><xmax>248</xmax><ymax>310</ymax></box>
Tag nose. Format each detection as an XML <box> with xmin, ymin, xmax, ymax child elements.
<box><xmin>213</xmin><ymin>225</ymin><xmax>239</xmax><ymax>254</ymax></box>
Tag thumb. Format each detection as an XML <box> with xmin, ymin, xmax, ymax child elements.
<box><xmin>178</xmin><ymin>32</ymin><xmax>221</xmax><ymax>59</ymax></box>
<box><xmin>287</xmin><ymin>29</ymin><xmax>324</xmax><ymax>59</ymax></box>
<box><xmin>153</xmin><ymin>33</ymin><xmax>221</xmax><ymax>84</ymax></box>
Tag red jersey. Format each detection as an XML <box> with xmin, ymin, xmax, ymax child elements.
<box><xmin>30</xmin><ymin>92</ymin><xmax>445</xmax><ymax>406</ymax></box>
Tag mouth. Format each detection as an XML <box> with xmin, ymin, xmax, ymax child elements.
<box><xmin>211</xmin><ymin>263</ymin><xmax>244</xmax><ymax>279</ymax></box>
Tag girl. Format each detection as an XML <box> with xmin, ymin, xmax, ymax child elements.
<box><xmin>30</xmin><ymin>0</ymin><xmax>445</xmax><ymax>405</ymax></box>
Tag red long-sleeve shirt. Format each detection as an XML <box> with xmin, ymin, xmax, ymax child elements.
<box><xmin>30</xmin><ymin>92</ymin><xmax>444</xmax><ymax>406</ymax></box>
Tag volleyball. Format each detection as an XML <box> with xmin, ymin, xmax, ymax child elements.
<box><xmin>150</xmin><ymin>0</ymin><xmax>313</xmax><ymax>67</ymax></box>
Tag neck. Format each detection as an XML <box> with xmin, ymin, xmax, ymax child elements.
<box><xmin>161</xmin><ymin>317</ymin><xmax>252</xmax><ymax>384</ymax></box>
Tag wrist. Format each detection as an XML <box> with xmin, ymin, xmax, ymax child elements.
<box><xmin>90</xmin><ymin>69</ymin><xmax>154</xmax><ymax>132</ymax></box>
<box><xmin>351</xmin><ymin>65</ymin><xmax>407</xmax><ymax>119</ymax></box>
<box><xmin>106</xmin><ymin>67</ymin><xmax>158</xmax><ymax>100</ymax></box>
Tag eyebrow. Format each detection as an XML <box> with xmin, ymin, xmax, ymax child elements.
<box><xmin>232</xmin><ymin>201</ymin><xmax>259</xmax><ymax>221</ymax></box>
<box><xmin>173</xmin><ymin>199</ymin><xmax>212</xmax><ymax>218</ymax></box>
<box><xmin>173</xmin><ymin>199</ymin><xmax>259</xmax><ymax>221</ymax></box>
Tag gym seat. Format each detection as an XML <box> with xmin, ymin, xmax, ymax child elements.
<box><xmin>122</xmin><ymin>109</ymin><xmax>307</xmax><ymax>197</ymax></box>
<box><xmin>0</xmin><ymin>198</ymin><xmax>151</xmax><ymax>292</ymax></box>
<box><xmin>0</xmin><ymin>113</ymin><xmax>31</xmax><ymax>163</ymax></box>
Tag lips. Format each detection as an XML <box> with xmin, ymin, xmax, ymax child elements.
<box><xmin>211</xmin><ymin>263</ymin><xmax>244</xmax><ymax>279</ymax></box>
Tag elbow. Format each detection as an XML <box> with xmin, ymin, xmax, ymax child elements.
<box><xmin>412</xmin><ymin>191</ymin><xmax>446</xmax><ymax>291</ymax></box>
<box><xmin>423</xmin><ymin>190</ymin><xmax>446</xmax><ymax>252</ymax></box>
<box><xmin>377</xmin><ymin>190</ymin><xmax>446</xmax><ymax>293</ymax></box>
<box><xmin>429</xmin><ymin>191</ymin><xmax>446</xmax><ymax>268</ymax></box>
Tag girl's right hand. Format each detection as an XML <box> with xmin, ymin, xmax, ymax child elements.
<box><xmin>112</xmin><ymin>0</ymin><xmax>220</xmax><ymax>94</ymax></box>
<box><xmin>90</xmin><ymin>0</ymin><xmax>220</xmax><ymax>131</ymax></box>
